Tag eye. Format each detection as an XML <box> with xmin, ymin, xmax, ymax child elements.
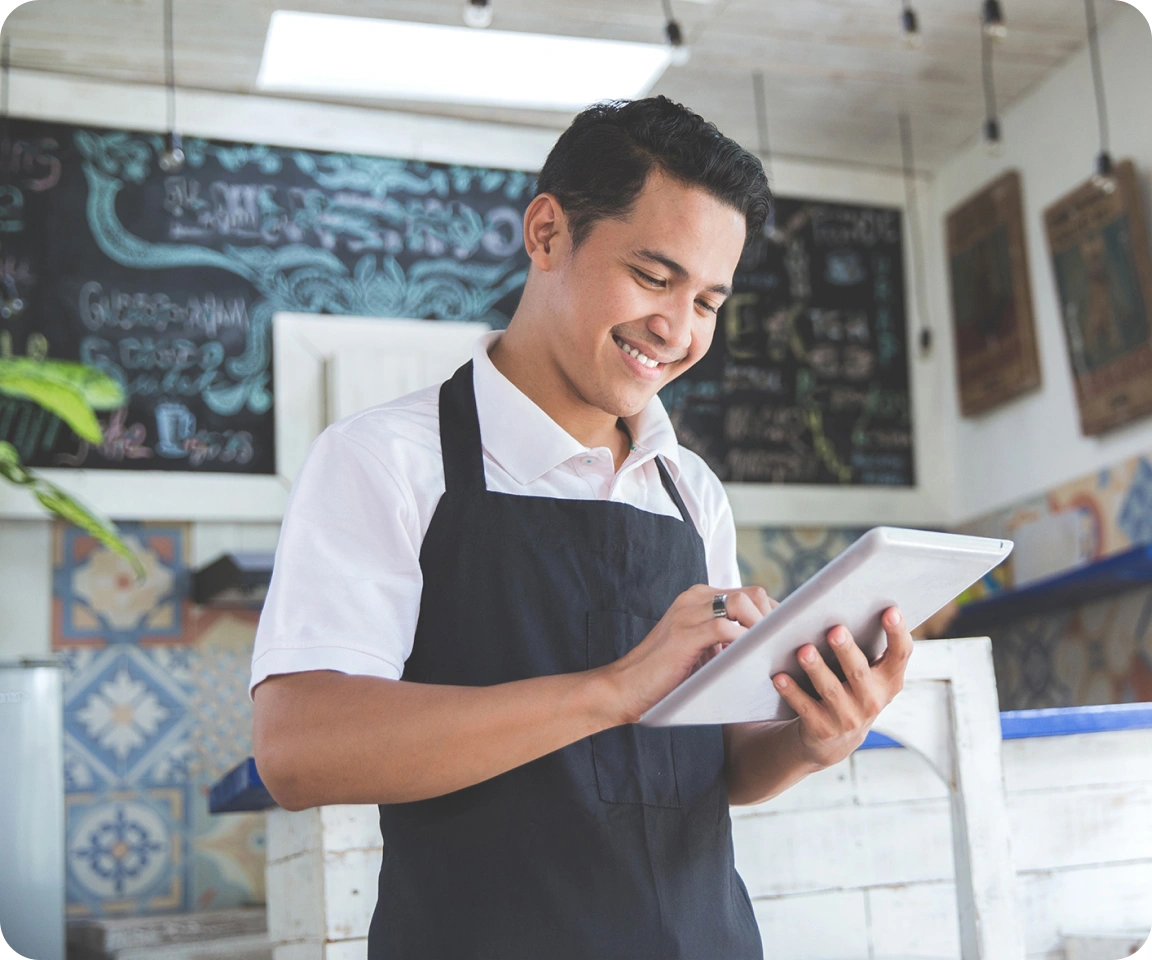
<box><xmin>696</xmin><ymin>299</ymin><xmax>720</xmax><ymax>315</ymax></box>
<box><xmin>633</xmin><ymin>268</ymin><xmax>665</xmax><ymax>287</ymax></box>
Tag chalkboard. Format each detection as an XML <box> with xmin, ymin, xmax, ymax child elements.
<box><xmin>659</xmin><ymin>197</ymin><xmax>915</xmax><ymax>486</ymax></box>
<box><xmin>0</xmin><ymin>118</ymin><xmax>534</xmax><ymax>473</ymax></box>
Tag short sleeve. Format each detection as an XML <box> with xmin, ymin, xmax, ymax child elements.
<box><xmin>249</xmin><ymin>425</ymin><xmax>423</xmax><ymax>699</ymax></box>
<box><xmin>704</xmin><ymin>484</ymin><xmax>742</xmax><ymax>590</ymax></box>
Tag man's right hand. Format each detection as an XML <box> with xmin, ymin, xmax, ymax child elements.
<box><xmin>599</xmin><ymin>584</ymin><xmax>777</xmax><ymax>725</ymax></box>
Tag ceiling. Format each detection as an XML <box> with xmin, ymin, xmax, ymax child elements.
<box><xmin>4</xmin><ymin>0</ymin><xmax>1125</xmax><ymax>173</ymax></box>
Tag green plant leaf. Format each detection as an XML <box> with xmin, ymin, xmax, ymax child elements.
<box><xmin>0</xmin><ymin>357</ymin><xmax>125</xmax><ymax>408</ymax></box>
<box><xmin>32</xmin><ymin>481</ymin><xmax>146</xmax><ymax>579</ymax></box>
<box><xmin>0</xmin><ymin>442</ymin><xmax>145</xmax><ymax>579</ymax></box>
<box><xmin>0</xmin><ymin>371</ymin><xmax>104</xmax><ymax>443</ymax></box>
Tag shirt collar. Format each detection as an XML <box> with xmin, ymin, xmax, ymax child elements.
<box><xmin>471</xmin><ymin>330</ymin><xmax>682</xmax><ymax>485</ymax></box>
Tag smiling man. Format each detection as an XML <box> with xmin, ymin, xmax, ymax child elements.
<box><xmin>251</xmin><ymin>97</ymin><xmax>913</xmax><ymax>960</ymax></box>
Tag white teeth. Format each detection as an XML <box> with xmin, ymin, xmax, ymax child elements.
<box><xmin>615</xmin><ymin>336</ymin><xmax>660</xmax><ymax>369</ymax></box>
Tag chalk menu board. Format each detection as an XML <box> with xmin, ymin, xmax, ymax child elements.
<box><xmin>0</xmin><ymin>119</ymin><xmax>534</xmax><ymax>473</ymax></box>
<box><xmin>660</xmin><ymin>197</ymin><xmax>915</xmax><ymax>486</ymax></box>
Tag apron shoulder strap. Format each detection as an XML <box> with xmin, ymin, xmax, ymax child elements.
<box><xmin>653</xmin><ymin>454</ymin><xmax>695</xmax><ymax>529</ymax></box>
<box><xmin>438</xmin><ymin>360</ymin><xmax>487</xmax><ymax>495</ymax></box>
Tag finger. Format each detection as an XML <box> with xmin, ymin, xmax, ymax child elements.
<box><xmin>772</xmin><ymin>670</ymin><xmax>828</xmax><ymax>731</ymax></box>
<box><xmin>720</xmin><ymin>590</ymin><xmax>763</xmax><ymax>630</ymax></box>
<box><xmin>739</xmin><ymin>584</ymin><xmax>777</xmax><ymax>618</ymax></box>
<box><xmin>826</xmin><ymin>625</ymin><xmax>876</xmax><ymax>701</ymax></box>
<box><xmin>796</xmin><ymin>643</ymin><xmax>854</xmax><ymax>719</ymax></box>
<box><xmin>874</xmin><ymin>607</ymin><xmax>914</xmax><ymax>686</ymax></box>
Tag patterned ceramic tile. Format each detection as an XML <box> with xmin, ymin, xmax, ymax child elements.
<box><xmin>63</xmin><ymin>643</ymin><xmax>194</xmax><ymax>787</ymax></box>
<box><xmin>53</xmin><ymin>522</ymin><xmax>191</xmax><ymax>647</ymax></box>
<box><xmin>64</xmin><ymin>786</ymin><xmax>192</xmax><ymax>917</ymax></box>
<box><xmin>988</xmin><ymin>585</ymin><xmax>1152</xmax><ymax>709</ymax></box>
<box><xmin>1117</xmin><ymin>457</ymin><xmax>1152</xmax><ymax>547</ymax></box>
<box><xmin>190</xmin><ymin>775</ymin><xmax>266</xmax><ymax>911</ymax></box>
<box><xmin>736</xmin><ymin>526</ymin><xmax>866</xmax><ymax>600</ymax></box>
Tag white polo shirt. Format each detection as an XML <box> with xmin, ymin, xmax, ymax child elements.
<box><xmin>249</xmin><ymin>330</ymin><xmax>741</xmax><ymax>699</ymax></box>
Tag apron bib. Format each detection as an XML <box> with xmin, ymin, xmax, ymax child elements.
<box><xmin>368</xmin><ymin>361</ymin><xmax>762</xmax><ymax>960</ymax></box>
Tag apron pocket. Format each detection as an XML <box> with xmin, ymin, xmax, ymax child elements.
<box><xmin>586</xmin><ymin>611</ymin><xmax>681</xmax><ymax>808</ymax></box>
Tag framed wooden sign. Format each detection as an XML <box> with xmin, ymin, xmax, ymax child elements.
<box><xmin>946</xmin><ymin>171</ymin><xmax>1041</xmax><ymax>416</ymax></box>
<box><xmin>1044</xmin><ymin>159</ymin><xmax>1152</xmax><ymax>436</ymax></box>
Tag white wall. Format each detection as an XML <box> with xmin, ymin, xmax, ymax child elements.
<box><xmin>926</xmin><ymin>2</ymin><xmax>1152</xmax><ymax>525</ymax></box>
<box><xmin>0</xmin><ymin>69</ymin><xmax>951</xmax><ymax>529</ymax></box>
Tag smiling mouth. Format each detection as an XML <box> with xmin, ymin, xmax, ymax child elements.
<box><xmin>613</xmin><ymin>335</ymin><xmax>671</xmax><ymax>369</ymax></box>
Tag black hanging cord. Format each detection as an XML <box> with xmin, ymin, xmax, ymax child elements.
<box><xmin>899</xmin><ymin>112</ymin><xmax>933</xmax><ymax>355</ymax></box>
<box><xmin>0</xmin><ymin>34</ymin><xmax>9</xmax><ymax>140</ymax></box>
<box><xmin>752</xmin><ymin>70</ymin><xmax>772</xmax><ymax>169</ymax></box>
<box><xmin>1083</xmin><ymin>0</ymin><xmax>1111</xmax><ymax>160</ymax></box>
<box><xmin>163</xmin><ymin>0</ymin><xmax>176</xmax><ymax>134</ymax></box>
<box><xmin>981</xmin><ymin>28</ymin><xmax>1000</xmax><ymax>142</ymax></box>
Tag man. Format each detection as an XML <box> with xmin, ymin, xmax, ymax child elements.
<box><xmin>251</xmin><ymin>97</ymin><xmax>913</xmax><ymax>959</ymax></box>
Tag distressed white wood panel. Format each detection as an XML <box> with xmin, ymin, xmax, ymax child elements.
<box><xmin>272</xmin><ymin>944</ymin><xmax>323</xmax><ymax>960</ymax></box>
<box><xmin>852</xmin><ymin>742</ymin><xmax>952</xmax><ymax>805</ymax></box>
<box><xmin>867</xmin><ymin>881</ymin><xmax>962</xmax><ymax>959</ymax></box>
<box><xmin>318</xmin><ymin>805</ymin><xmax>381</xmax><ymax>856</ymax></box>
<box><xmin>1018</xmin><ymin>862</ymin><xmax>1152</xmax><ymax>959</ymax></box>
<box><xmin>1008</xmin><ymin>785</ymin><xmax>1152</xmax><ymax>872</ymax></box>
<box><xmin>322</xmin><ymin>847</ymin><xmax>382</xmax><ymax>943</ymax></box>
<box><xmin>266</xmin><ymin>807</ymin><xmax>322</xmax><ymax>865</ymax></box>
<box><xmin>266</xmin><ymin>850</ymin><xmax>324</xmax><ymax>943</ymax></box>
<box><xmin>1002</xmin><ymin>730</ymin><xmax>1152</xmax><ymax>794</ymax></box>
<box><xmin>323</xmin><ymin>941</ymin><xmax>367</xmax><ymax>960</ymax></box>
<box><xmin>732</xmin><ymin>797</ymin><xmax>956</xmax><ymax>897</ymax></box>
<box><xmin>750</xmin><ymin>890</ymin><xmax>870</xmax><ymax>959</ymax></box>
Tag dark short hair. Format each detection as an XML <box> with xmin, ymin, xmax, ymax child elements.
<box><xmin>536</xmin><ymin>96</ymin><xmax>772</xmax><ymax>249</ymax></box>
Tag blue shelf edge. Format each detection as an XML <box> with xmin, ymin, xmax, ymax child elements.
<box><xmin>859</xmin><ymin>701</ymin><xmax>1152</xmax><ymax>750</ymax></box>
<box><xmin>951</xmin><ymin>542</ymin><xmax>1152</xmax><ymax>631</ymax></box>
<box><xmin>211</xmin><ymin>704</ymin><xmax>1152</xmax><ymax>807</ymax></box>
<box><xmin>209</xmin><ymin>757</ymin><xmax>275</xmax><ymax>813</ymax></box>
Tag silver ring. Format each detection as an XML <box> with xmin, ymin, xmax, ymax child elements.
<box><xmin>712</xmin><ymin>593</ymin><xmax>729</xmax><ymax>619</ymax></box>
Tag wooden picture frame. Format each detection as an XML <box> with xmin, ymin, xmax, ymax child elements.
<box><xmin>1044</xmin><ymin>159</ymin><xmax>1152</xmax><ymax>436</ymax></box>
<box><xmin>946</xmin><ymin>170</ymin><xmax>1042</xmax><ymax>417</ymax></box>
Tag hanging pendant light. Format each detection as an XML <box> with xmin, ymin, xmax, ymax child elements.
<box><xmin>982</xmin><ymin>0</ymin><xmax>1007</xmax><ymax>41</ymax></box>
<box><xmin>752</xmin><ymin>69</ymin><xmax>773</xmax><ymax>180</ymax></box>
<box><xmin>901</xmin><ymin>2</ymin><xmax>923</xmax><ymax>49</ymax></box>
<box><xmin>899</xmin><ymin>113</ymin><xmax>933</xmax><ymax>356</ymax></box>
<box><xmin>981</xmin><ymin>31</ymin><xmax>1002</xmax><ymax>156</ymax></box>
<box><xmin>662</xmin><ymin>0</ymin><xmax>690</xmax><ymax>65</ymax></box>
<box><xmin>1083</xmin><ymin>0</ymin><xmax>1115</xmax><ymax>193</ymax></box>
<box><xmin>463</xmin><ymin>0</ymin><xmax>493</xmax><ymax>29</ymax></box>
<box><xmin>158</xmin><ymin>0</ymin><xmax>184</xmax><ymax>172</ymax></box>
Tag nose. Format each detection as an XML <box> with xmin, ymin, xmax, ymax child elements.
<box><xmin>648</xmin><ymin>289</ymin><xmax>696</xmax><ymax>356</ymax></box>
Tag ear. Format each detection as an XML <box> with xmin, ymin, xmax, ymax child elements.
<box><xmin>523</xmin><ymin>193</ymin><xmax>570</xmax><ymax>270</ymax></box>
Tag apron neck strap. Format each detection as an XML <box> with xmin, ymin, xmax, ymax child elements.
<box><xmin>439</xmin><ymin>361</ymin><xmax>487</xmax><ymax>494</ymax></box>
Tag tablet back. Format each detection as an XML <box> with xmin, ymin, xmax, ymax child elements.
<box><xmin>639</xmin><ymin>527</ymin><xmax>1012</xmax><ymax>726</ymax></box>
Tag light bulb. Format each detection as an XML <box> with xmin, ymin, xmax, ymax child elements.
<box><xmin>463</xmin><ymin>0</ymin><xmax>493</xmax><ymax>28</ymax></box>
<box><xmin>902</xmin><ymin>8</ymin><xmax>922</xmax><ymax>48</ymax></box>
<box><xmin>159</xmin><ymin>131</ymin><xmax>184</xmax><ymax>173</ymax></box>
<box><xmin>1092</xmin><ymin>151</ymin><xmax>1117</xmax><ymax>193</ymax></box>
<box><xmin>984</xmin><ymin>118</ymin><xmax>1002</xmax><ymax>157</ymax></box>
<box><xmin>982</xmin><ymin>0</ymin><xmax>1007</xmax><ymax>40</ymax></box>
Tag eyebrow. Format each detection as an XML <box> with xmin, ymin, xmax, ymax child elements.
<box><xmin>633</xmin><ymin>248</ymin><xmax>733</xmax><ymax>298</ymax></box>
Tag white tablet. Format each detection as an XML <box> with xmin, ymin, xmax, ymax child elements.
<box><xmin>639</xmin><ymin>526</ymin><xmax>1012</xmax><ymax>727</ymax></box>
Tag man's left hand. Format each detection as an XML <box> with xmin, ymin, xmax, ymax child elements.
<box><xmin>772</xmin><ymin>607</ymin><xmax>914</xmax><ymax>769</ymax></box>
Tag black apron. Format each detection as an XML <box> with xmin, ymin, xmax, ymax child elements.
<box><xmin>368</xmin><ymin>361</ymin><xmax>762</xmax><ymax>960</ymax></box>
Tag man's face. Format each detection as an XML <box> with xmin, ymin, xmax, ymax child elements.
<box><xmin>543</xmin><ymin>170</ymin><xmax>747</xmax><ymax>418</ymax></box>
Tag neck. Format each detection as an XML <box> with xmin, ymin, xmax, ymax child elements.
<box><xmin>488</xmin><ymin>323</ymin><xmax>632</xmax><ymax>468</ymax></box>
